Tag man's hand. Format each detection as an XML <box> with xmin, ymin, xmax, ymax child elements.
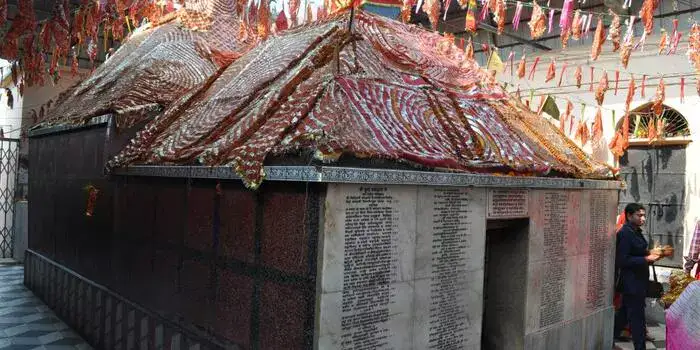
<box><xmin>646</xmin><ymin>253</ymin><xmax>662</xmax><ymax>263</ymax></box>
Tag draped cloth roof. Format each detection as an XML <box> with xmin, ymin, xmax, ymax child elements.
<box><xmin>50</xmin><ymin>7</ymin><xmax>613</xmax><ymax>188</ymax></box>
<box><xmin>40</xmin><ymin>0</ymin><xmax>259</xmax><ymax>129</ymax></box>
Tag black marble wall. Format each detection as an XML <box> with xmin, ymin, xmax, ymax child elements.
<box><xmin>28</xmin><ymin>125</ymin><xmax>323</xmax><ymax>349</ymax></box>
<box><xmin>618</xmin><ymin>145</ymin><xmax>686</xmax><ymax>267</ymax></box>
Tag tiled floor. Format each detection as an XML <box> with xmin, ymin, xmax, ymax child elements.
<box><xmin>0</xmin><ymin>262</ymin><xmax>92</xmax><ymax>350</ymax></box>
<box><xmin>613</xmin><ymin>320</ymin><xmax>667</xmax><ymax>350</ymax></box>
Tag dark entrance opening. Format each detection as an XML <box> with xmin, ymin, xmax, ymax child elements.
<box><xmin>482</xmin><ymin>218</ymin><xmax>529</xmax><ymax>350</ymax></box>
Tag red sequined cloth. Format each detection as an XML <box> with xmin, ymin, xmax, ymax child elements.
<box><xmin>41</xmin><ymin>0</ymin><xmax>259</xmax><ymax>129</ymax></box>
<box><xmin>100</xmin><ymin>10</ymin><xmax>613</xmax><ymax>188</ymax></box>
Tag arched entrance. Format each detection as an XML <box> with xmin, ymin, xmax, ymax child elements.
<box><xmin>616</xmin><ymin>103</ymin><xmax>691</xmax><ymax>268</ymax></box>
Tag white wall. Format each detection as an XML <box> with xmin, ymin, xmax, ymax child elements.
<box><xmin>20</xmin><ymin>66</ymin><xmax>88</xmax><ymax>139</ymax></box>
<box><xmin>0</xmin><ymin>69</ymin><xmax>22</xmax><ymax>139</ymax></box>
<box><xmin>500</xmin><ymin>30</ymin><xmax>700</xmax><ymax>264</ymax></box>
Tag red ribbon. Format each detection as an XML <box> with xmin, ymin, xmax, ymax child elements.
<box><xmin>508</xmin><ymin>51</ymin><xmax>515</xmax><ymax>75</ymax></box>
<box><xmin>671</xmin><ymin>18</ymin><xmax>679</xmax><ymax>39</ymax></box>
<box><xmin>641</xmin><ymin>75</ymin><xmax>646</xmax><ymax>98</ymax></box>
<box><xmin>614</xmin><ymin>71</ymin><xmax>620</xmax><ymax>95</ymax></box>
<box><xmin>681</xmin><ymin>77</ymin><xmax>685</xmax><ymax>103</ymax></box>
<box><xmin>557</xmin><ymin>62</ymin><xmax>568</xmax><ymax>87</ymax></box>
<box><xmin>85</xmin><ymin>186</ymin><xmax>99</xmax><ymax>217</ymax></box>
<box><xmin>589</xmin><ymin>66</ymin><xmax>594</xmax><ymax>92</ymax></box>
<box><xmin>528</xmin><ymin>56</ymin><xmax>541</xmax><ymax>80</ymax></box>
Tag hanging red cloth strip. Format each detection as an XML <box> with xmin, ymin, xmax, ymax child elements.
<box><xmin>507</xmin><ymin>51</ymin><xmax>515</xmax><ymax>75</ymax></box>
<box><xmin>513</xmin><ymin>1</ymin><xmax>523</xmax><ymax>30</ymax></box>
<box><xmin>681</xmin><ymin>77</ymin><xmax>685</xmax><ymax>103</ymax></box>
<box><xmin>670</xmin><ymin>32</ymin><xmax>683</xmax><ymax>54</ymax></box>
<box><xmin>614</xmin><ymin>70</ymin><xmax>620</xmax><ymax>95</ymax></box>
<box><xmin>557</xmin><ymin>62</ymin><xmax>568</xmax><ymax>87</ymax></box>
<box><xmin>479</xmin><ymin>1</ymin><xmax>489</xmax><ymax>21</ymax></box>
<box><xmin>641</xmin><ymin>75</ymin><xmax>646</xmax><ymax>98</ymax></box>
<box><xmin>528</xmin><ymin>56</ymin><xmax>541</xmax><ymax>80</ymax></box>
<box><xmin>589</xmin><ymin>66</ymin><xmax>594</xmax><ymax>91</ymax></box>
<box><xmin>671</xmin><ymin>18</ymin><xmax>679</xmax><ymax>41</ymax></box>
<box><xmin>482</xmin><ymin>43</ymin><xmax>490</xmax><ymax>55</ymax></box>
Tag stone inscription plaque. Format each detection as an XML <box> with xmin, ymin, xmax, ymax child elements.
<box><xmin>487</xmin><ymin>189</ymin><xmax>529</xmax><ymax>219</ymax></box>
<box><xmin>427</xmin><ymin>188</ymin><xmax>471</xmax><ymax>348</ymax></box>
<box><xmin>538</xmin><ymin>192</ymin><xmax>568</xmax><ymax>328</ymax></box>
<box><xmin>414</xmin><ymin>187</ymin><xmax>485</xmax><ymax>349</ymax></box>
<box><xmin>318</xmin><ymin>184</ymin><xmax>486</xmax><ymax>349</ymax></box>
<box><xmin>585</xmin><ymin>191</ymin><xmax>613</xmax><ymax>311</ymax></box>
<box><xmin>339</xmin><ymin>186</ymin><xmax>401</xmax><ymax>349</ymax></box>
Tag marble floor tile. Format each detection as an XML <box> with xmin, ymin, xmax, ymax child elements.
<box><xmin>0</xmin><ymin>263</ymin><xmax>92</xmax><ymax>350</ymax></box>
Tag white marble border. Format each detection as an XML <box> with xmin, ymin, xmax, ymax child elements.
<box><xmin>115</xmin><ymin>166</ymin><xmax>624</xmax><ymax>190</ymax></box>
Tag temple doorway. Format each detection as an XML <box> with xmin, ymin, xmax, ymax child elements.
<box><xmin>482</xmin><ymin>218</ymin><xmax>529</xmax><ymax>350</ymax></box>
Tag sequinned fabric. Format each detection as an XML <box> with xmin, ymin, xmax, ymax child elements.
<box><xmin>40</xmin><ymin>0</ymin><xmax>259</xmax><ymax>130</ymax></box>
<box><xmin>96</xmin><ymin>10</ymin><xmax>614</xmax><ymax>188</ymax></box>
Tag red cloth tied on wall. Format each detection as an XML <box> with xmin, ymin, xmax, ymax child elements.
<box><xmin>85</xmin><ymin>185</ymin><xmax>99</xmax><ymax>217</ymax></box>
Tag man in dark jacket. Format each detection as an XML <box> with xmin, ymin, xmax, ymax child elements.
<box><xmin>614</xmin><ymin>203</ymin><xmax>662</xmax><ymax>350</ymax></box>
